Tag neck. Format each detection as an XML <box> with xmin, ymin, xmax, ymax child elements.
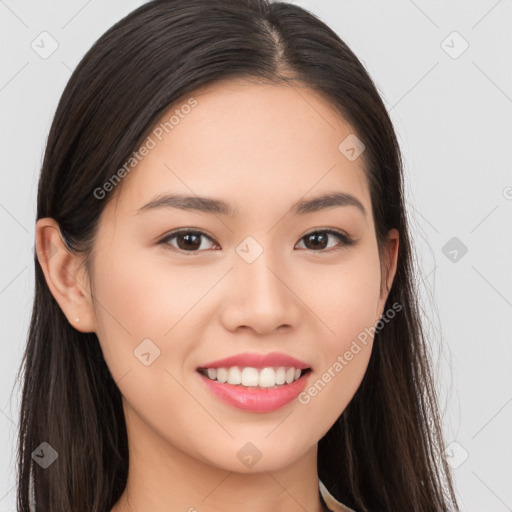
<box><xmin>111</xmin><ymin>403</ymin><xmax>326</xmax><ymax>512</ymax></box>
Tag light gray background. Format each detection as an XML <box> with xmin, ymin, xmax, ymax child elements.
<box><xmin>1</xmin><ymin>1</ymin><xmax>511</xmax><ymax>510</ymax></box>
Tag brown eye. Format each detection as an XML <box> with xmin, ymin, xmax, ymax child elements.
<box><xmin>160</xmin><ymin>230</ymin><xmax>217</xmax><ymax>252</ymax></box>
<box><xmin>296</xmin><ymin>230</ymin><xmax>354</xmax><ymax>252</ymax></box>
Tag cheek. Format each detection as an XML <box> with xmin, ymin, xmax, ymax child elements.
<box><xmin>90</xmin><ymin>246</ymin><xmax>217</xmax><ymax>381</ymax></box>
<box><xmin>299</xmin><ymin>247</ymin><xmax>382</xmax><ymax>346</ymax></box>
<box><xmin>91</xmin><ymin>246</ymin><xmax>195</xmax><ymax>337</ymax></box>
<box><xmin>89</xmin><ymin>251</ymin><xmax>205</xmax><ymax>442</ymax></box>
<box><xmin>294</xmin><ymin>249</ymin><xmax>381</xmax><ymax>423</ymax></box>
<box><xmin>88</xmin><ymin>248</ymin><xmax>172</xmax><ymax>380</ymax></box>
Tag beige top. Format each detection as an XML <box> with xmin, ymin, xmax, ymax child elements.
<box><xmin>319</xmin><ymin>480</ymin><xmax>356</xmax><ymax>512</ymax></box>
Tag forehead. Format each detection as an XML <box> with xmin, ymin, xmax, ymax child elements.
<box><xmin>107</xmin><ymin>79</ymin><xmax>371</xmax><ymax>223</ymax></box>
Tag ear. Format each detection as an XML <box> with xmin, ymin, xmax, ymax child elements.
<box><xmin>35</xmin><ymin>218</ymin><xmax>96</xmax><ymax>333</ymax></box>
<box><xmin>375</xmin><ymin>228</ymin><xmax>399</xmax><ymax>321</ymax></box>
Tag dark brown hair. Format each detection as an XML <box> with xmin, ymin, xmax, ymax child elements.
<box><xmin>15</xmin><ymin>0</ymin><xmax>459</xmax><ymax>510</ymax></box>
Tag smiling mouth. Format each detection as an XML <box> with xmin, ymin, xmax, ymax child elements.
<box><xmin>197</xmin><ymin>366</ymin><xmax>312</xmax><ymax>389</ymax></box>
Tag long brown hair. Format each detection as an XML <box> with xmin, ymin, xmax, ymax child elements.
<box><xmin>15</xmin><ymin>0</ymin><xmax>459</xmax><ymax>510</ymax></box>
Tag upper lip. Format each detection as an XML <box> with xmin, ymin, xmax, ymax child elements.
<box><xmin>197</xmin><ymin>351</ymin><xmax>311</xmax><ymax>370</ymax></box>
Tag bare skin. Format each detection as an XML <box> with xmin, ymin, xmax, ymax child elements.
<box><xmin>36</xmin><ymin>78</ymin><xmax>398</xmax><ymax>512</ymax></box>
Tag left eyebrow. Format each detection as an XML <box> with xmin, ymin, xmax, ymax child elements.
<box><xmin>135</xmin><ymin>191</ymin><xmax>366</xmax><ymax>217</ymax></box>
<box><xmin>292</xmin><ymin>192</ymin><xmax>366</xmax><ymax>217</ymax></box>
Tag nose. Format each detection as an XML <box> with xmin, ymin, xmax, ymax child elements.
<box><xmin>219</xmin><ymin>249</ymin><xmax>301</xmax><ymax>335</ymax></box>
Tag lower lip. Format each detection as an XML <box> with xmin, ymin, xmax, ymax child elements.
<box><xmin>197</xmin><ymin>371</ymin><xmax>310</xmax><ymax>413</ymax></box>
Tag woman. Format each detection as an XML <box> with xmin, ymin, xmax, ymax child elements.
<box><xmin>15</xmin><ymin>0</ymin><xmax>460</xmax><ymax>510</ymax></box>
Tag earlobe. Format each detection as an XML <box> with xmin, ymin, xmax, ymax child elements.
<box><xmin>35</xmin><ymin>218</ymin><xmax>95</xmax><ymax>333</ymax></box>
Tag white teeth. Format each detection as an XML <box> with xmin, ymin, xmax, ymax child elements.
<box><xmin>227</xmin><ymin>366</ymin><xmax>242</xmax><ymax>385</ymax></box>
<box><xmin>201</xmin><ymin>366</ymin><xmax>306</xmax><ymax>387</ymax></box>
<box><xmin>258</xmin><ymin>367</ymin><xmax>275</xmax><ymax>388</ymax></box>
<box><xmin>275</xmin><ymin>367</ymin><xmax>286</xmax><ymax>385</ymax></box>
<box><xmin>216</xmin><ymin>368</ymin><xmax>228</xmax><ymax>383</ymax></box>
<box><xmin>241</xmin><ymin>367</ymin><xmax>259</xmax><ymax>386</ymax></box>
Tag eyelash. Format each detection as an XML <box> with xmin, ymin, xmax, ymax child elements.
<box><xmin>157</xmin><ymin>228</ymin><xmax>356</xmax><ymax>254</ymax></box>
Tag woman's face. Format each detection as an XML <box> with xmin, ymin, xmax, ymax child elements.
<box><xmin>82</xmin><ymin>79</ymin><xmax>398</xmax><ymax>472</ymax></box>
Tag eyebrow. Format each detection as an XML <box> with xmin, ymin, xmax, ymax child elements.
<box><xmin>135</xmin><ymin>191</ymin><xmax>366</xmax><ymax>217</ymax></box>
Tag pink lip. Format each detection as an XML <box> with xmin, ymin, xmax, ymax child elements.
<box><xmin>197</xmin><ymin>371</ymin><xmax>311</xmax><ymax>413</ymax></box>
<box><xmin>197</xmin><ymin>351</ymin><xmax>311</xmax><ymax>370</ymax></box>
